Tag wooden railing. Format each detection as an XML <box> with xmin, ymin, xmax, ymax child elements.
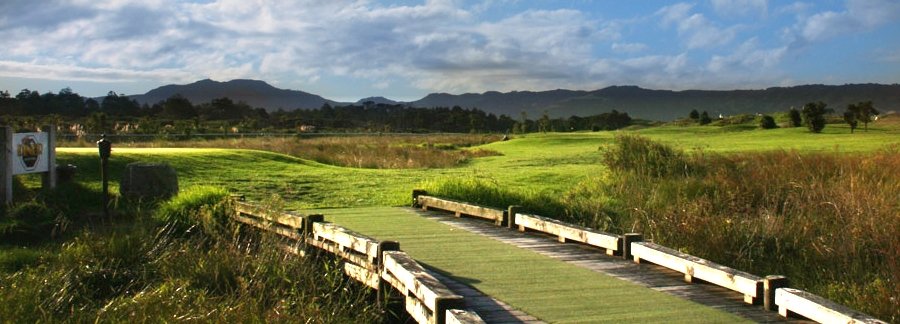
<box><xmin>232</xmin><ymin>198</ymin><xmax>483</xmax><ymax>324</ymax></box>
<box><xmin>412</xmin><ymin>190</ymin><xmax>888</xmax><ymax>324</ymax></box>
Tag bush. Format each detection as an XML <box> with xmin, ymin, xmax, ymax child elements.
<box><xmin>154</xmin><ymin>186</ymin><xmax>231</xmax><ymax>235</ymax></box>
<box><xmin>759</xmin><ymin>115</ymin><xmax>777</xmax><ymax>129</ymax></box>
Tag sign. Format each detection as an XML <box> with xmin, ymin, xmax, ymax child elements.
<box><xmin>12</xmin><ymin>132</ymin><xmax>50</xmax><ymax>175</ymax></box>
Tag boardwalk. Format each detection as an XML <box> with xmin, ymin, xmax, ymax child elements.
<box><xmin>312</xmin><ymin>206</ymin><xmax>806</xmax><ymax>323</ymax></box>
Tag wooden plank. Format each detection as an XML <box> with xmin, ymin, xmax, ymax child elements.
<box><xmin>417</xmin><ymin>195</ymin><xmax>505</xmax><ymax>224</ymax></box>
<box><xmin>234</xmin><ymin>201</ymin><xmax>305</xmax><ymax>229</ymax></box>
<box><xmin>382</xmin><ymin>250</ymin><xmax>464</xmax><ymax>324</ymax></box>
<box><xmin>312</xmin><ymin>222</ymin><xmax>380</xmax><ymax>259</ymax></box>
<box><xmin>344</xmin><ymin>262</ymin><xmax>380</xmax><ymax>289</ymax></box>
<box><xmin>406</xmin><ymin>294</ymin><xmax>434</xmax><ymax>324</ymax></box>
<box><xmin>515</xmin><ymin>213</ymin><xmax>620</xmax><ymax>253</ymax></box>
<box><xmin>233</xmin><ymin>214</ymin><xmax>302</xmax><ymax>240</ymax></box>
<box><xmin>306</xmin><ymin>238</ymin><xmax>374</xmax><ymax>269</ymax></box>
<box><xmin>775</xmin><ymin>288</ymin><xmax>887</xmax><ymax>324</ymax></box>
<box><xmin>631</xmin><ymin>242</ymin><xmax>763</xmax><ymax>303</ymax></box>
<box><xmin>445</xmin><ymin>309</ymin><xmax>486</xmax><ymax>324</ymax></box>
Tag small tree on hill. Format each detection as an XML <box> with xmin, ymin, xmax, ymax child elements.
<box><xmin>699</xmin><ymin>111</ymin><xmax>712</xmax><ymax>125</ymax></box>
<box><xmin>689</xmin><ymin>109</ymin><xmax>700</xmax><ymax>120</ymax></box>
<box><xmin>759</xmin><ymin>115</ymin><xmax>777</xmax><ymax>129</ymax></box>
<box><xmin>843</xmin><ymin>110</ymin><xmax>858</xmax><ymax>133</ymax></box>
<box><xmin>801</xmin><ymin>101</ymin><xmax>829</xmax><ymax>133</ymax></box>
<box><xmin>788</xmin><ymin>107</ymin><xmax>802</xmax><ymax>127</ymax></box>
<box><xmin>854</xmin><ymin>101</ymin><xmax>879</xmax><ymax>131</ymax></box>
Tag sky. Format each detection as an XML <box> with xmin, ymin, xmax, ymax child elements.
<box><xmin>1</xmin><ymin>0</ymin><xmax>899</xmax><ymax>102</ymax></box>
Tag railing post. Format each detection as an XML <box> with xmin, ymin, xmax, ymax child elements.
<box><xmin>507</xmin><ymin>205</ymin><xmax>522</xmax><ymax>230</ymax></box>
<box><xmin>376</xmin><ymin>240</ymin><xmax>401</xmax><ymax>308</ymax></box>
<box><xmin>764</xmin><ymin>275</ymin><xmax>789</xmax><ymax>311</ymax></box>
<box><xmin>41</xmin><ymin>124</ymin><xmax>56</xmax><ymax>190</ymax></box>
<box><xmin>412</xmin><ymin>189</ymin><xmax>427</xmax><ymax>207</ymax></box>
<box><xmin>622</xmin><ymin>233</ymin><xmax>643</xmax><ymax>260</ymax></box>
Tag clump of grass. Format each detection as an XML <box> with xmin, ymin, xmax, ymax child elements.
<box><xmin>602</xmin><ymin>134</ymin><xmax>696</xmax><ymax>178</ymax></box>
<box><xmin>154</xmin><ymin>186</ymin><xmax>231</xmax><ymax>235</ymax></box>
<box><xmin>0</xmin><ymin>201</ymin><xmax>65</xmax><ymax>244</ymax></box>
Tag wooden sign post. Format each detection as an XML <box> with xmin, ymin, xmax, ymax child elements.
<box><xmin>0</xmin><ymin>125</ymin><xmax>57</xmax><ymax>204</ymax></box>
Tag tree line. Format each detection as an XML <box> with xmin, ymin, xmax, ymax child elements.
<box><xmin>0</xmin><ymin>88</ymin><xmax>632</xmax><ymax>134</ymax></box>
<box><xmin>684</xmin><ymin>101</ymin><xmax>879</xmax><ymax>133</ymax></box>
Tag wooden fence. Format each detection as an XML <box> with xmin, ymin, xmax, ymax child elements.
<box><xmin>232</xmin><ymin>199</ymin><xmax>484</xmax><ymax>324</ymax></box>
<box><xmin>412</xmin><ymin>190</ymin><xmax>888</xmax><ymax>324</ymax></box>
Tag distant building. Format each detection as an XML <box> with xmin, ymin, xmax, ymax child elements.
<box><xmin>299</xmin><ymin>125</ymin><xmax>317</xmax><ymax>133</ymax></box>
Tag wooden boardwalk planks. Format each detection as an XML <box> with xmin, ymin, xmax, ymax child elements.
<box><xmin>413</xmin><ymin>208</ymin><xmax>811</xmax><ymax>324</ymax></box>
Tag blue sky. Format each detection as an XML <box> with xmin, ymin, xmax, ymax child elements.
<box><xmin>1</xmin><ymin>0</ymin><xmax>898</xmax><ymax>102</ymax></box>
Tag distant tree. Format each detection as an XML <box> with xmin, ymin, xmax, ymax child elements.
<box><xmin>759</xmin><ymin>115</ymin><xmax>777</xmax><ymax>129</ymax></box>
<box><xmin>801</xmin><ymin>101</ymin><xmax>829</xmax><ymax>133</ymax></box>
<box><xmin>519</xmin><ymin>111</ymin><xmax>529</xmax><ymax>133</ymax></box>
<box><xmin>538</xmin><ymin>111</ymin><xmax>551</xmax><ymax>133</ymax></box>
<box><xmin>854</xmin><ymin>101</ymin><xmax>879</xmax><ymax>131</ymax></box>
<box><xmin>699</xmin><ymin>111</ymin><xmax>712</xmax><ymax>125</ymax></box>
<box><xmin>689</xmin><ymin>109</ymin><xmax>700</xmax><ymax>120</ymax></box>
<box><xmin>161</xmin><ymin>94</ymin><xmax>197</xmax><ymax>119</ymax></box>
<box><xmin>843</xmin><ymin>110</ymin><xmax>858</xmax><ymax>133</ymax></box>
<box><xmin>788</xmin><ymin>107</ymin><xmax>802</xmax><ymax>127</ymax></box>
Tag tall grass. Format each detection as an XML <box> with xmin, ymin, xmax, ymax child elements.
<box><xmin>61</xmin><ymin>134</ymin><xmax>502</xmax><ymax>169</ymax></box>
<box><xmin>0</xmin><ymin>187</ymin><xmax>384</xmax><ymax>322</ymax></box>
<box><xmin>600</xmin><ymin>135</ymin><xmax>899</xmax><ymax>322</ymax></box>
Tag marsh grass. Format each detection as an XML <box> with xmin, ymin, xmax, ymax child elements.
<box><xmin>0</xmin><ymin>187</ymin><xmax>384</xmax><ymax>323</ymax></box>
<box><xmin>61</xmin><ymin>134</ymin><xmax>503</xmax><ymax>169</ymax></box>
<box><xmin>601</xmin><ymin>136</ymin><xmax>899</xmax><ymax>321</ymax></box>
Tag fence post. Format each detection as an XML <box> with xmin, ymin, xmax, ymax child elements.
<box><xmin>0</xmin><ymin>127</ymin><xmax>11</xmax><ymax>204</ymax></box>
<box><xmin>622</xmin><ymin>233</ymin><xmax>643</xmax><ymax>260</ymax></box>
<box><xmin>41</xmin><ymin>124</ymin><xmax>57</xmax><ymax>191</ymax></box>
<box><xmin>507</xmin><ymin>205</ymin><xmax>522</xmax><ymax>230</ymax></box>
<box><xmin>764</xmin><ymin>275</ymin><xmax>788</xmax><ymax>311</ymax></box>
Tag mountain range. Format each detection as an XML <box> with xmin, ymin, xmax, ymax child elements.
<box><xmin>129</xmin><ymin>79</ymin><xmax>900</xmax><ymax>121</ymax></box>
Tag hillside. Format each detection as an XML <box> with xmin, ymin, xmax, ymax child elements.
<box><xmin>129</xmin><ymin>79</ymin><xmax>341</xmax><ymax>111</ymax></box>
<box><xmin>126</xmin><ymin>79</ymin><xmax>900</xmax><ymax>121</ymax></box>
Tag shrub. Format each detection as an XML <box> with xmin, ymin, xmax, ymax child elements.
<box><xmin>154</xmin><ymin>186</ymin><xmax>231</xmax><ymax>235</ymax></box>
<box><xmin>759</xmin><ymin>115</ymin><xmax>777</xmax><ymax>129</ymax></box>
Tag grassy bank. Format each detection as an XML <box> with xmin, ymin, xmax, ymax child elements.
<box><xmin>0</xmin><ymin>186</ymin><xmax>382</xmax><ymax>322</ymax></box>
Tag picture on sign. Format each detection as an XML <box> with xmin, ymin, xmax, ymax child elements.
<box><xmin>12</xmin><ymin>132</ymin><xmax>50</xmax><ymax>175</ymax></box>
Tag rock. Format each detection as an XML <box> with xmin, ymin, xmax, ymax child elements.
<box><xmin>56</xmin><ymin>164</ymin><xmax>77</xmax><ymax>184</ymax></box>
<box><xmin>120</xmin><ymin>162</ymin><xmax>178</xmax><ymax>199</ymax></box>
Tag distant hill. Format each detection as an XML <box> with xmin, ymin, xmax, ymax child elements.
<box><xmin>410</xmin><ymin>84</ymin><xmax>900</xmax><ymax>121</ymax></box>
<box><xmin>129</xmin><ymin>79</ymin><xmax>341</xmax><ymax>111</ymax></box>
<box><xmin>127</xmin><ymin>79</ymin><xmax>900</xmax><ymax>121</ymax></box>
<box><xmin>356</xmin><ymin>96</ymin><xmax>401</xmax><ymax>105</ymax></box>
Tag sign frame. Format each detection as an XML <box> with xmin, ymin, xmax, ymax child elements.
<box><xmin>1</xmin><ymin>125</ymin><xmax>57</xmax><ymax>204</ymax></box>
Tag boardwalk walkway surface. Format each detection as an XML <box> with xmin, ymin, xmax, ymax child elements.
<box><xmin>310</xmin><ymin>206</ymin><xmax>805</xmax><ymax>323</ymax></box>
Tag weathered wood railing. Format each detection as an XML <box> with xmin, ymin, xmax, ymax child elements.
<box><xmin>413</xmin><ymin>189</ymin><xmax>888</xmax><ymax>324</ymax></box>
<box><xmin>775</xmin><ymin>288</ymin><xmax>887</xmax><ymax>324</ymax></box>
<box><xmin>416</xmin><ymin>193</ymin><xmax>506</xmax><ymax>226</ymax></box>
<box><xmin>515</xmin><ymin>212</ymin><xmax>621</xmax><ymax>255</ymax></box>
<box><xmin>232</xmin><ymin>198</ymin><xmax>483</xmax><ymax>324</ymax></box>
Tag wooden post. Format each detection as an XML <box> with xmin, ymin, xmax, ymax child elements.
<box><xmin>0</xmin><ymin>127</ymin><xmax>11</xmax><ymax>204</ymax></box>
<box><xmin>302</xmin><ymin>214</ymin><xmax>324</xmax><ymax>239</ymax></box>
<box><xmin>622</xmin><ymin>233</ymin><xmax>643</xmax><ymax>260</ymax></box>
<box><xmin>412</xmin><ymin>189</ymin><xmax>427</xmax><ymax>207</ymax></box>
<box><xmin>764</xmin><ymin>275</ymin><xmax>789</xmax><ymax>311</ymax></box>
<box><xmin>41</xmin><ymin>124</ymin><xmax>57</xmax><ymax>190</ymax></box>
<box><xmin>507</xmin><ymin>205</ymin><xmax>522</xmax><ymax>230</ymax></box>
<box><xmin>497</xmin><ymin>210</ymin><xmax>506</xmax><ymax>227</ymax></box>
<box><xmin>376</xmin><ymin>240</ymin><xmax>400</xmax><ymax>308</ymax></box>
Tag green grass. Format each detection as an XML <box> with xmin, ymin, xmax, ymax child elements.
<box><xmin>313</xmin><ymin>207</ymin><xmax>746</xmax><ymax>323</ymax></box>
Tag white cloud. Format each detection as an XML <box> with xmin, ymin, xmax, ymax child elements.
<box><xmin>612</xmin><ymin>42</ymin><xmax>648</xmax><ymax>53</ymax></box>
<box><xmin>656</xmin><ymin>3</ymin><xmax>738</xmax><ymax>49</ymax></box>
<box><xmin>797</xmin><ymin>0</ymin><xmax>900</xmax><ymax>42</ymax></box>
<box><xmin>711</xmin><ymin>0</ymin><xmax>768</xmax><ymax>17</ymax></box>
